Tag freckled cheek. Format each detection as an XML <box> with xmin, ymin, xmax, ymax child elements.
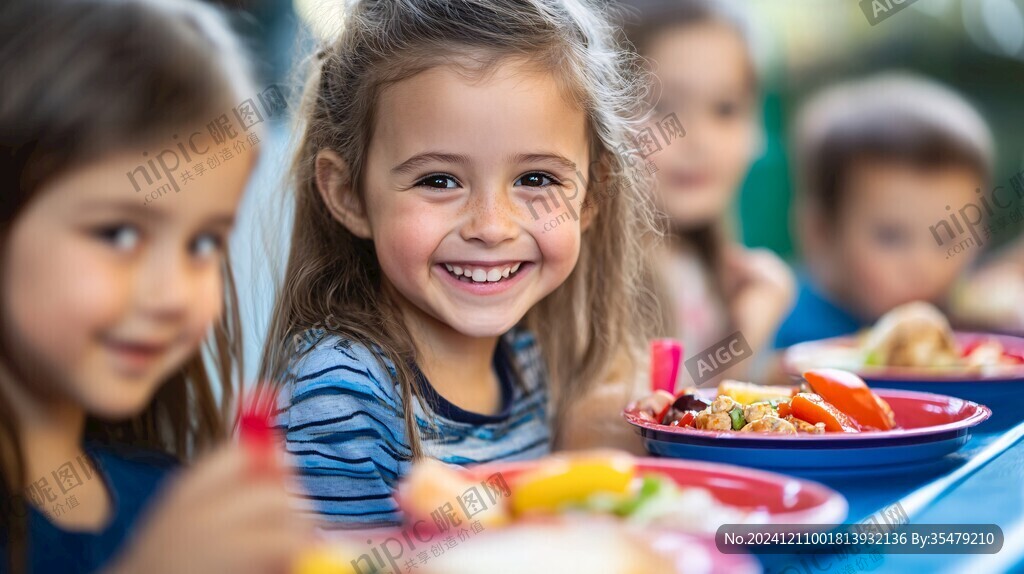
<box><xmin>372</xmin><ymin>223</ymin><xmax>441</xmax><ymax>303</ymax></box>
<box><xmin>529</xmin><ymin>217</ymin><xmax>582</xmax><ymax>278</ymax></box>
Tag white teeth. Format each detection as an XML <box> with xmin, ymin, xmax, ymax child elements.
<box><xmin>444</xmin><ymin>263</ymin><xmax>524</xmax><ymax>283</ymax></box>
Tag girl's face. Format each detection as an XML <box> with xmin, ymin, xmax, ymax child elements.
<box><xmin>645</xmin><ymin>22</ymin><xmax>758</xmax><ymax>228</ymax></box>
<box><xmin>358</xmin><ymin>58</ymin><xmax>590</xmax><ymax>337</ymax></box>
<box><xmin>2</xmin><ymin>145</ymin><xmax>252</xmax><ymax>418</ymax></box>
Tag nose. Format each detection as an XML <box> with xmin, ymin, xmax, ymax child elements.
<box><xmin>459</xmin><ymin>184</ymin><xmax>520</xmax><ymax>247</ymax></box>
<box><xmin>137</xmin><ymin>246</ymin><xmax>191</xmax><ymax>322</ymax></box>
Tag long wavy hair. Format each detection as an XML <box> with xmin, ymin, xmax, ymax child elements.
<box><xmin>0</xmin><ymin>1</ymin><xmax>253</xmax><ymax>571</ymax></box>
<box><xmin>258</xmin><ymin>0</ymin><xmax>668</xmax><ymax>455</ymax></box>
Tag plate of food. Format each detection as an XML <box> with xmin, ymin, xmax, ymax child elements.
<box><xmin>782</xmin><ymin>301</ymin><xmax>1024</xmax><ymax>380</ymax></box>
<box><xmin>782</xmin><ymin>301</ymin><xmax>1024</xmax><ymax>428</ymax></box>
<box><xmin>295</xmin><ymin>451</ymin><xmax>846</xmax><ymax>574</ymax></box>
<box><xmin>625</xmin><ymin>369</ymin><xmax>991</xmax><ymax>478</ymax></box>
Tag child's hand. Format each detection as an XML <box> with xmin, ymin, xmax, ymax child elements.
<box><xmin>105</xmin><ymin>445</ymin><xmax>312</xmax><ymax>574</ymax></box>
<box><xmin>724</xmin><ymin>246</ymin><xmax>796</xmax><ymax>353</ymax></box>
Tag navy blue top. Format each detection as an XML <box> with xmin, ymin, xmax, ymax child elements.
<box><xmin>773</xmin><ymin>272</ymin><xmax>868</xmax><ymax>349</ymax></box>
<box><xmin>1</xmin><ymin>443</ymin><xmax>177</xmax><ymax>574</ymax></box>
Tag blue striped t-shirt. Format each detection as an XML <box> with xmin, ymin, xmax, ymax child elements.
<box><xmin>276</xmin><ymin>327</ymin><xmax>550</xmax><ymax>526</ymax></box>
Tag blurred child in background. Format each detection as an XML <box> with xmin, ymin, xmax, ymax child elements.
<box><xmin>0</xmin><ymin>1</ymin><xmax>308</xmax><ymax>572</ymax></box>
<box><xmin>621</xmin><ymin>0</ymin><xmax>794</xmax><ymax>384</ymax></box>
<box><xmin>259</xmin><ymin>0</ymin><xmax>663</xmax><ymax>524</ymax></box>
<box><xmin>775</xmin><ymin>73</ymin><xmax>994</xmax><ymax>348</ymax></box>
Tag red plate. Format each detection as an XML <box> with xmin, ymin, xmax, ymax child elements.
<box><xmin>624</xmin><ymin>389</ymin><xmax>990</xmax><ymax>476</ymax></box>
<box><xmin>469</xmin><ymin>457</ymin><xmax>847</xmax><ymax>524</ymax></box>
<box><xmin>320</xmin><ymin>457</ymin><xmax>843</xmax><ymax>574</ymax></box>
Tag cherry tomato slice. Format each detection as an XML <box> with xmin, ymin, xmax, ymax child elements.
<box><xmin>790</xmin><ymin>393</ymin><xmax>860</xmax><ymax>433</ymax></box>
<box><xmin>803</xmin><ymin>369</ymin><xmax>895</xmax><ymax>431</ymax></box>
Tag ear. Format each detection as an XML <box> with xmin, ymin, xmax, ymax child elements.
<box><xmin>315</xmin><ymin>149</ymin><xmax>372</xmax><ymax>239</ymax></box>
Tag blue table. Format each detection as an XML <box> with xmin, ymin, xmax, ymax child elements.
<box><xmin>754</xmin><ymin>422</ymin><xmax>1024</xmax><ymax>574</ymax></box>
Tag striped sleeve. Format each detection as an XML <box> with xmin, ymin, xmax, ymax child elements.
<box><xmin>279</xmin><ymin>337</ymin><xmax>413</xmax><ymax>525</ymax></box>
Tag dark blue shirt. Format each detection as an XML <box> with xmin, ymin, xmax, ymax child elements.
<box><xmin>2</xmin><ymin>442</ymin><xmax>177</xmax><ymax>574</ymax></box>
<box><xmin>773</xmin><ymin>273</ymin><xmax>868</xmax><ymax>349</ymax></box>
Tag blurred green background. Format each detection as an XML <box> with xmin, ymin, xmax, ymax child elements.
<box><xmin>736</xmin><ymin>0</ymin><xmax>1024</xmax><ymax>260</ymax></box>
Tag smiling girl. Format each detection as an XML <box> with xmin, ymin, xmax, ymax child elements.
<box><xmin>0</xmin><ymin>1</ymin><xmax>307</xmax><ymax>572</ymax></box>
<box><xmin>260</xmin><ymin>0</ymin><xmax>665</xmax><ymax>524</ymax></box>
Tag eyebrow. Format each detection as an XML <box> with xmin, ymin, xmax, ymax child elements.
<box><xmin>391</xmin><ymin>152</ymin><xmax>470</xmax><ymax>176</ymax></box>
<box><xmin>509</xmin><ymin>153</ymin><xmax>578</xmax><ymax>173</ymax></box>
<box><xmin>390</xmin><ymin>151</ymin><xmax>578</xmax><ymax>176</ymax></box>
<box><xmin>80</xmin><ymin>201</ymin><xmax>164</xmax><ymax>220</ymax></box>
<box><xmin>79</xmin><ymin>201</ymin><xmax>236</xmax><ymax>229</ymax></box>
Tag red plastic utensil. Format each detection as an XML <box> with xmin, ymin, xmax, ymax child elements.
<box><xmin>239</xmin><ymin>386</ymin><xmax>281</xmax><ymax>474</ymax></box>
<box><xmin>650</xmin><ymin>339</ymin><xmax>684</xmax><ymax>395</ymax></box>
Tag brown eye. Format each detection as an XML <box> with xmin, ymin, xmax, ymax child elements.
<box><xmin>416</xmin><ymin>174</ymin><xmax>459</xmax><ymax>189</ymax></box>
<box><xmin>515</xmin><ymin>172</ymin><xmax>557</xmax><ymax>188</ymax></box>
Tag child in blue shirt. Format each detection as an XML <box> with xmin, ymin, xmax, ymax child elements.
<box><xmin>775</xmin><ymin>73</ymin><xmax>994</xmax><ymax>348</ymax></box>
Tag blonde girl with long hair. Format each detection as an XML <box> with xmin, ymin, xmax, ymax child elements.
<box><xmin>260</xmin><ymin>0</ymin><xmax>666</xmax><ymax>525</ymax></box>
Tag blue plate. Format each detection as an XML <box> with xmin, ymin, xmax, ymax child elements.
<box><xmin>784</xmin><ymin>332</ymin><xmax>1024</xmax><ymax>430</ymax></box>
<box><xmin>624</xmin><ymin>389</ymin><xmax>990</xmax><ymax>479</ymax></box>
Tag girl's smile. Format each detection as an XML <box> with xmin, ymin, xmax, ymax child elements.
<box><xmin>320</xmin><ymin>55</ymin><xmax>592</xmax><ymax>338</ymax></box>
<box><xmin>435</xmin><ymin>260</ymin><xmax>532</xmax><ymax>296</ymax></box>
<box><xmin>100</xmin><ymin>334</ymin><xmax>181</xmax><ymax>377</ymax></box>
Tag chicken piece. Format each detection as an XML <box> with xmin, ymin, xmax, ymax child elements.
<box><xmin>710</xmin><ymin>395</ymin><xmax>740</xmax><ymax>414</ymax></box>
<box><xmin>695</xmin><ymin>409</ymin><xmax>733</xmax><ymax>431</ymax></box>
<box><xmin>740</xmin><ymin>416</ymin><xmax>797</xmax><ymax>434</ymax></box>
<box><xmin>635</xmin><ymin>390</ymin><xmax>674</xmax><ymax>420</ymax></box>
<box><xmin>862</xmin><ymin>302</ymin><xmax>959</xmax><ymax>368</ymax></box>
<box><xmin>786</xmin><ymin>416</ymin><xmax>826</xmax><ymax>434</ymax></box>
<box><xmin>743</xmin><ymin>402</ymin><xmax>774</xmax><ymax>423</ymax></box>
